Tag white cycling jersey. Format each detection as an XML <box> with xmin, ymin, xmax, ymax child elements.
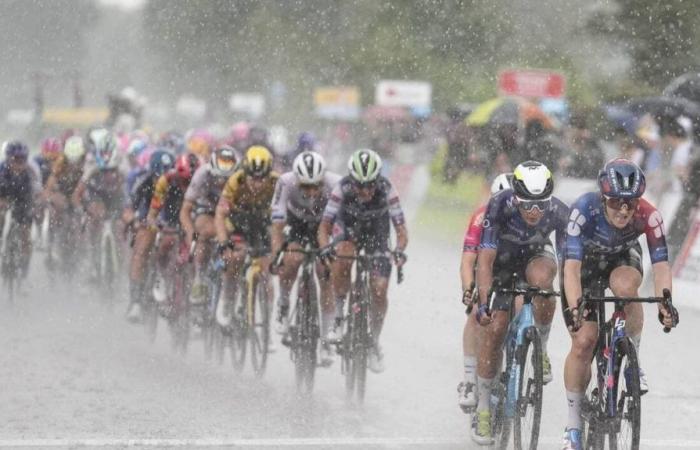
<box><xmin>271</xmin><ymin>171</ymin><xmax>342</xmax><ymax>224</ymax></box>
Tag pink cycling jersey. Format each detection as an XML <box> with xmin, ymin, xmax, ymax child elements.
<box><xmin>462</xmin><ymin>204</ymin><xmax>487</xmax><ymax>253</ymax></box>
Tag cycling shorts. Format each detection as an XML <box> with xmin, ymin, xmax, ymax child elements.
<box><xmin>489</xmin><ymin>243</ymin><xmax>556</xmax><ymax>312</ymax></box>
<box><xmin>560</xmin><ymin>242</ymin><xmax>643</xmax><ymax>325</ymax></box>
<box><xmin>226</xmin><ymin>213</ymin><xmax>271</xmax><ymax>258</ymax></box>
<box><xmin>287</xmin><ymin>214</ymin><xmax>319</xmax><ymax>248</ymax></box>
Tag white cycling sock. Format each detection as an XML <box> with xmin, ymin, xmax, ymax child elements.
<box><xmin>464</xmin><ymin>356</ymin><xmax>477</xmax><ymax>384</ymax></box>
<box><xmin>535</xmin><ymin>322</ymin><xmax>551</xmax><ymax>354</ymax></box>
<box><xmin>476</xmin><ymin>376</ymin><xmax>494</xmax><ymax>413</ymax></box>
<box><xmin>566</xmin><ymin>390</ymin><xmax>583</xmax><ymax>430</ymax></box>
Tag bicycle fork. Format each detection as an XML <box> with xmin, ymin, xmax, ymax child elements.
<box><xmin>505</xmin><ymin>304</ymin><xmax>535</xmax><ymax>418</ymax></box>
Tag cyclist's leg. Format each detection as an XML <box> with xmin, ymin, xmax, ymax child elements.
<box><xmin>129</xmin><ymin>225</ymin><xmax>156</xmax><ymax>302</ymax></box>
<box><xmin>368</xmin><ymin>261</ymin><xmax>391</xmax><ymax>343</ymax></box>
<box><xmin>316</xmin><ymin>259</ymin><xmax>334</xmax><ymax>338</ymax></box>
<box><xmin>13</xmin><ymin>199</ymin><xmax>34</xmax><ymax>278</ymax></box>
<box><xmin>222</xmin><ymin>234</ymin><xmax>246</xmax><ymax>307</ymax></box>
<box><xmin>276</xmin><ymin>241</ymin><xmax>303</xmax><ymax>328</ymax></box>
<box><xmin>190</xmin><ymin>212</ymin><xmax>215</xmax><ymax>298</ymax></box>
<box><xmin>561</xmin><ymin>258</ymin><xmax>602</xmax><ymax>434</ymax></box>
<box><xmin>525</xmin><ymin>252</ymin><xmax>558</xmax><ymax>375</ymax></box>
<box><xmin>331</xmin><ymin>240</ymin><xmax>355</xmax><ymax>315</ymax></box>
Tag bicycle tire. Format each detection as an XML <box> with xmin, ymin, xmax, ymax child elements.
<box><xmin>513</xmin><ymin>327</ymin><xmax>543</xmax><ymax>450</ymax></box>
<box><xmin>103</xmin><ymin>235</ymin><xmax>115</xmax><ymax>299</ymax></box>
<box><xmin>353</xmin><ymin>281</ymin><xmax>370</xmax><ymax>404</ymax></box>
<box><xmin>609</xmin><ymin>338</ymin><xmax>641</xmax><ymax>450</ymax></box>
<box><xmin>343</xmin><ymin>294</ymin><xmax>356</xmax><ymax>398</ymax></box>
<box><xmin>294</xmin><ymin>276</ymin><xmax>315</xmax><ymax>394</ymax></box>
<box><xmin>249</xmin><ymin>277</ymin><xmax>270</xmax><ymax>376</ymax></box>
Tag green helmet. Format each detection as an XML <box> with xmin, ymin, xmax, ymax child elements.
<box><xmin>348</xmin><ymin>149</ymin><xmax>382</xmax><ymax>183</ymax></box>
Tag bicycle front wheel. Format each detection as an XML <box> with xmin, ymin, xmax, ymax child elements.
<box><xmin>609</xmin><ymin>338</ymin><xmax>641</xmax><ymax>450</ymax></box>
<box><xmin>513</xmin><ymin>326</ymin><xmax>543</xmax><ymax>450</ymax></box>
<box><xmin>294</xmin><ymin>279</ymin><xmax>318</xmax><ymax>394</ymax></box>
<box><xmin>249</xmin><ymin>277</ymin><xmax>270</xmax><ymax>376</ymax></box>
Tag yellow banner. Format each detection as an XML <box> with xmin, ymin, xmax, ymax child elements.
<box><xmin>42</xmin><ymin>108</ymin><xmax>109</xmax><ymax>126</ymax></box>
<box><xmin>313</xmin><ymin>87</ymin><xmax>360</xmax><ymax>107</ymax></box>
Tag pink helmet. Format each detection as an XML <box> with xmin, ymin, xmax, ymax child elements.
<box><xmin>230</xmin><ymin>121</ymin><xmax>250</xmax><ymax>143</ymax></box>
<box><xmin>41</xmin><ymin>137</ymin><xmax>62</xmax><ymax>161</ymax></box>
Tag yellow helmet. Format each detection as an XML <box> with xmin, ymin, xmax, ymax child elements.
<box><xmin>187</xmin><ymin>136</ymin><xmax>211</xmax><ymax>160</ymax></box>
<box><xmin>243</xmin><ymin>145</ymin><xmax>273</xmax><ymax>177</ymax></box>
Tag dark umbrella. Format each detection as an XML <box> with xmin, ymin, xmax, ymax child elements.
<box><xmin>624</xmin><ymin>96</ymin><xmax>700</xmax><ymax>141</ymax></box>
<box><xmin>663</xmin><ymin>72</ymin><xmax>700</xmax><ymax>105</ymax></box>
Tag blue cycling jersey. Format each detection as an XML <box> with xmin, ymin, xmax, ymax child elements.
<box><xmin>565</xmin><ymin>192</ymin><xmax>668</xmax><ymax>264</ymax></box>
<box><xmin>0</xmin><ymin>162</ymin><xmax>41</xmax><ymax>201</ymax></box>
<box><xmin>480</xmin><ymin>189</ymin><xmax>568</xmax><ymax>257</ymax></box>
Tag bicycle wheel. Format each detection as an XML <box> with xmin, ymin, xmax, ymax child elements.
<box><xmin>249</xmin><ymin>277</ymin><xmax>270</xmax><ymax>376</ymax></box>
<box><xmin>513</xmin><ymin>327</ymin><xmax>543</xmax><ymax>450</ymax></box>
<box><xmin>608</xmin><ymin>338</ymin><xmax>641</xmax><ymax>450</ymax></box>
<box><xmin>294</xmin><ymin>275</ymin><xmax>318</xmax><ymax>394</ymax></box>
<box><xmin>343</xmin><ymin>294</ymin><xmax>356</xmax><ymax>397</ymax></box>
<box><xmin>102</xmin><ymin>234</ymin><xmax>116</xmax><ymax>299</ymax></box>
<box><xmin>2</xmin><ymin>226</ymin><xmax>20</xmax><ymax>304</ymax></box>
<box><xmin>169</xmin><ymin>268</ymin><xmax>189</xmax><ymax>356</ymax></box>
<box><xmin>352</xmin><ymin>284</ymin><xmax>369</xmax><ymax>403</ymax></box>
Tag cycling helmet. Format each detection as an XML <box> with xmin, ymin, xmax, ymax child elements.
<box><xmin>149</xmin><ymin>149</ymin><xmax>175</xmax><ymax>177</ymax></box>
<box><xmin>598</xmin><ymin>158</ymin><xmax>646</xmax><ymax>199</ymax></box>
<box><xmin>490</xmin><ymin>172</ymin><xmax>513</xmax><ymax>195</ymax></box>
<box><xmin>127</xmin><ymin>138</ymin><xmax>148</xmax><ymax>158</ymax></box>
<box><xmin>175</xmin><ymin>153</ymin><xmax>201</xmax><ymax>181</ymax></box>
<box><xmin>41</xmin><ymin>137</ymin><xmax>62</xmax><ymax>161</ymax></box>
<box><xmin>63</xmin><ymin>136</ymin><xmax>86</xmax><ymax>163</ymax></box>
<box><xmin>297</xmin><ymin>132</ymin><xmax>316</xmax><ymax>152</ymax></box>
<box><xmin>90</xmin><ymin>129</ymin><xmax>119</xmax><ymax>169</ymax></box>
<box><xmin>5</xmin><ymin>140</ymin><xmax>29</xmax><ymax>161</ymax></box>
<box><xmin>210</xmin><ymin>145</ymin><xmax>239</xmax><ymax>177</ymax></box>
<box><xmin>293</xmin><ymin>151</ymin><xmax>326</xmax><ymax>185</ymax></box>
<box><xmin>243</xmin><ymin>145</ymin><xmax>273</xmax><ymax>177</ymax></box>
<box><xmin>160</xmin><ymin>131</ymin><xmax>185</xmax><ymax>154</ymax></box>
<box><xmin>231</xmin><ymin>121</ymin><xmax>251</xmax><ymax>143</ymax></box>
<box><xmin>512</xmin><ymin>161</ymin><xmax>554</xmax><ymax>201</ymax></box>
<box><xmin>348</xmin><ymin>149</ymin><xmax>382</xmax><ymax>184</ymax></box>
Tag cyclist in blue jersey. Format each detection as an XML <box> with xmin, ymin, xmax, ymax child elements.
<box><xmin>472</xmin><ymin>161</ymin><xmax>568</xmax><ymax>445</ymax></box>
<box><xmin>560</xmin><ymin>159</ymin><xmax>676</xmax><ymax>450</ymax></box>
<box><xmin>0</xmin><ymin>141</ymin><xmax>42</xmax><ymax>278</ymax></box>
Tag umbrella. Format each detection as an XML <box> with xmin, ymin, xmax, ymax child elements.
<box><xmin>623</xmin><ymin>96</ymin><xmax>700</xmax><ymax>141</ymax></box>
<box><xmin>663</xmin><ymin>72</ymin><xmax>700</xmax><ymax>105</ymax></box>
<box><xmin>466</xmin><ymin>96</ymin><xmax>554</xmax><ymax>129</ymax></box>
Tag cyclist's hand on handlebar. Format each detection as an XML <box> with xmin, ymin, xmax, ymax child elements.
<box><xmin>462</xmin><ymin>288</ymin><xmax>473</xmax><ymax>306</ymax></box>
<box><xmin>216</xmin><ymin>241</ymin><xmax>234</xmax><ymax>263</ymax></box>
<box><xmin>268</xmin><ymin>260</ymin><xmax>280</xmax><ymax>275</ymax></box>
<box><xmin>392</xmin><ymin>249</ymin><xmax>407</xmax><ymax>268</ymax></box>
<box><xmin>565</xmin><ymin>300</ymin><xmax>586</xmax><ymax>332</ymax></box>
<box><xmin>318</xmin><ymin>246</ymin><xmax>336</xmax><ymax>264</ymax></box>
<box><xmin>657</xmin><ymin>303</ymin><xmax>678</xmax><ymax>329</ymax></box>
<box><xmin>476</xmin><ymin>303</ymin><xmax>492</xmax><ymax>326</ymax></box>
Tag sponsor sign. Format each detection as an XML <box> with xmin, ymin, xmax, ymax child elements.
<box><xmin>498</xmin><ymin>69</ymin><xmax>566</xmax><ymax>98</ymax></box>
<box><xmin>314</xmin><ymin>86</ymin><xmax>360</xmax><ymax>120</ymax></box>
<box><xmin>229</xmin><ymin>93</ymin><xmax>265</xmax><ymax>119</ymax></box>
<box><xmin>375</xmin><ymin>80</ymin><xmax>431</xmax><ymax>109</ymax></box>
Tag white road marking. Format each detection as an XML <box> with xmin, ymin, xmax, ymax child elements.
<box><xmin>1</xmin><ymin>437</ymin><xmax>700</xmax><ymax>447</ymax></box>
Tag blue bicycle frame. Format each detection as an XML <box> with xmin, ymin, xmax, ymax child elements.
<box><xmin>504</xmin><ymin>300</ymin><xmax>535</xmax><ymax>418</ymax></box>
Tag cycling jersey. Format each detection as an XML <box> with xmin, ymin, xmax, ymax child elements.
<box><xmin>184</xmin><ymin>165</ymin><xmax>228</xmax><ymax>215</ymax></box>
<box><xmin>480</xmin><ymin>189</ymin><xmax>568</xmax><ymax>256</ymax></box>
<box><xmin>565</xmin><ymin>192</ymin><xmax>668</xmax><ymax>264</ymax></box>
<box><xmin>150</xmin><ymin>172</ymin><xmax>188</xmax><ymax>227</ymax></box>
<box><xmin>0</xmin><ymin>162</ymin><xmax>41</xmax><ymax>225</ymax></box>
<box><xmin>129</xmin><ymin>171</ymin><xmax>157</xmax><ymax>222</ymax></box>
<box><xmin>219</xmin><ymin>169</ymin><xmax>279</xmax><ymax>219</ymax></box>
<box><xmin>49</xmin><ymin>155</ymin><xmax>83</xmax><ymax>196</ymax></box>
<box><xmin>34</xmin><ymin>155</ymin><xmax>53</xmax><ymax>187</ymax></box>
<box><xmin>82</xmin><ymin>167</ymin><xmax>124</xmax><ymax>213</ymax></box>
<box><xmin>463</xmin><ymin>204</ymin><xmax>487</xmax><ymax>254</ymax></box>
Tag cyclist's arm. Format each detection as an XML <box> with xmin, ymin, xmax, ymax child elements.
<box><xmin>179</xmin><ymin>199</ymin><xmax>195</xmax><ymax>239</ymax></box>
<box><xmin>270</xmin><ymin>176</ymin><xmax>289</xmax><ymax>256</ymax></box>
<box><xmin>318</xmin><ymin>219</ymin><xmax>332</xmax><ymax>249</ymax></box>
<box><xmin>394</xmin><ymin>223</ymin><xmax>408</xmax><ymax>252</ymax></box>
<box><xmin>214</xmin><ymin>198</ymin><xmax>230</xmax><ymax>244</ymax></box>
<box><xmin>318</xmin><ymin>183</ymin><xmax>343</xmax><ymax>248</ymax></box>
<box><xmin>476</xmin><ymin>247</ymin><xmax>496</xmax><ymax>305</ymax></box>
<box><xmin>460</xmin><ymin>252</ymin><xmax>477</xmax><ymax>292</ymax></box>
<box><xmin>387</xmin><ymin>184</ymin><xmax>407</xmax><ymax>251</ymax></box>
<box><xmin>71</xmin><ymin>181</ymin><xmax>85</xmax><ymax>207</ymax></box>
<box><xmin>563</xmin><ymin>259</ymin><xmax>582</xmax><ymax>309</ymax></box>
<box><xmin>652</xmin><ymin>261</ymin><xmax>672</xmax><ymax>298</ymax></box>
<box><xmin>146</xmin><ymin>175</ymin><xmax>168</xmax><ymax>225</ymax></box>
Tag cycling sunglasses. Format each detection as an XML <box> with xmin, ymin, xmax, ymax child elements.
<box><xmin>604</xmin><ymin>196</ymin><xmax>639</xmax><ymax>211</ymax></box>
<box><xmin>353</xmin><ymin>181</ymin><xmax>377</xmax><ymax>191</ymax></box>
<box><xmin>516</xmin><ymin>197</ymin><xmax>550</xmax><ymax>212</ymax></box>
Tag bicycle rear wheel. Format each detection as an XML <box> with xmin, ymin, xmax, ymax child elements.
<box><xmin>608</xmin><ymin>338</ymin><xmax>641</xmax><ymax>450</ymax></box>
<box><xmin>513</xmin><ymin>327</ymin><xmax>543</xmax><ymax>450</ymax></box>
<box><xmin>294</xmin><ymin>276</ymin><xmax>319</xmax><ymax>394</ymax></box>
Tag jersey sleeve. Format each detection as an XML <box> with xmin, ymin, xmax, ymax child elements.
<box><xmin>149</xmin><ymin>175</ymin><xmax>169</xmax><ymax>210</ymax></box>
<box><xmin>640</xmin><ymin>200</ymin><xmax>669</xmax><ymax>263</ymax></box>
<box><xmin>564</xmin><ymin>197</ymin><xmax>590</xmax><ymax>261</ymax></box>
<box><xmin>552</xmin><ymin>198</ymin><xmax>570</xmax><ymax>262</ymax></box>
<box><xmin>463</xmin><ymin>205</ymin><xmax>485</xmax><ymax>253</ymax></box>
<box><xmin>479</xmin><ymin>194</ymin><xmax>504</xmax><ymax>249</ymax></box>
<box><xmin>270</xmin><ymin>174</ymin><xmax>289</xmax><ymax>223</ymax></box>
<box><xmin>184</xmin><ymin>166</ymin><xmax>206</xmax><ymax>203</ymax></box>
<box><xmin>219</xmin><ymin>172</ymin><xmax>240</xmax><ymax>209</ymax></box>
<box><xmin>322</xmin><ymin>182</ymin><xmax>344</xmax><ymax>223</ymax></box>
<box><xmin>386</xmin><ymin>183</ymin><xmax>405</xmax><ymax>226</ymax></box>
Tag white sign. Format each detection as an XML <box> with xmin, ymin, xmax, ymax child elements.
<box><xmin>6</xmin><ymin>109</ymin><xmax>34</xmax><ymax>126</ymax></box>
<box><xmin>229</xmin><ymin>93</ymin><xmax>265</xmax><ymax>119</ymax></box>
<box><xmin>375</xmin><ymin>80</ymin><xmax>431</xmax><ymax>109</ymax></box>
<box><xmin>176</xmin><ymin>95</ymin><xmax>206</xmax><ymax>121</ymax></box>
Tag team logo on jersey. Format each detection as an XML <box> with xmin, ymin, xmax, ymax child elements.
<box><xmin>567</xmin><ymin>208</ymin><xmax>586</xmax><ymax>236</ymax></box>
<box><xmin>648</xmin><ymin>210</ymin><xmax>664</xmax><ymax>238</ymax></box>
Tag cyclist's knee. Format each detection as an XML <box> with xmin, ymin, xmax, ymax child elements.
<box><xmin>526</xmin><ymin>258</ymin><xmax>556</xmax><ymax>289</ymax></box>
<box><xmin>571</xmin><ymin>326</ymin><xmax>597</xmax><ymax>358</ymax></box>
<box><xmin>487</xmin><ymin>311</ymin><xmax>509</xmax><ymax>339</ymax></box>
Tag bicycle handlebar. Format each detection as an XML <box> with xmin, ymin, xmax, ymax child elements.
<box><xmin>578</xmin><ymin>288</ymin><xmax>678</xmax><ymax>333</ymax></box>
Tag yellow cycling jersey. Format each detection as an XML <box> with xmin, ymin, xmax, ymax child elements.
<box><xmin>50</xmin><ymin>154</ymin><xmax>84</xmax><ymax>195</ymax></box>
<box><xmin>219</xmin><ymin>169</ymin><xmax>279</xmax><ymax>217</ymax></box>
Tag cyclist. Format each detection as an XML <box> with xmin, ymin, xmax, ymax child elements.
<box><xmin>180</xmin><ymin>145</ymin><xmax>240</xmax><ymax>304</ymax></box>
<box><xmin>317</xmin><ymin>149</ymin><xmax>408</xmax><ymax>374</ymax></box>
<box><xmin>186</xmin><ymin>129</ymin><xmax>213</xmax><ymax>162</ymax></box>
<box><xmin>270</xmin><ymin>151</ymin><xmax>341</xmax><ymax>363</ymax></box>
<box><xmin>44</xmin><ymin>136</ymin><xmax>87</xmax><ymax>264</ymax></box>
<box><xmin>215</xmin><ymin>146</ymin><xmax>279</xmax><ymax>326</ymax></box>
<box><xmin>146</xmin><ymin>153</ymin><xmax>200</xmax><ymax>304</ymax></box>
<box><xmin>560</xmin><ymin>159</ymin><xmax>676</xmax><ymax>450</ymax></box>
<box><xmin>125</xmin><ymin>149</ymin><xmax>175</xmax><ymax>321</ymax></box>
<box><xmin>457</xmin><ymin>172</ymin><xmax>512</xmax><ymax>412</ymax></box>
<box><xmin>71</xmin><ymin>128</ymin><xmax>125</xmax><ymax>280</ymax></box>
<box><xmin>36</xmin><ymin>137</ymin><xmax>62</xmax><ymax>187</ymax></box>
<box><xmin>472</xmin><ymin>161</ymin><xmax>568</xmax><ymax>445</ymax></box>
<box><xmin>0</xmin><ymin>141</ymin><xmax>42</xmax><ymax>278</ymax></box>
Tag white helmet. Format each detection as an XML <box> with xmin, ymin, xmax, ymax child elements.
<box><xmin>293</xmin><ymin>151</ymin><xmax>326</xmax><ymax>185</ymax></box>
<box><xmin>64</xmin><ymin>136</ymin><xmax>86</xmax><ymax>163</ymax></box>
<box><xmin>490</xmin><ymin>173</ymin><xmax>513</xmax><ymax>195</ymax></box>
<box><xmin>210</xmin><ymin>145</ymin><xmax>239</xmax><ymax>178</ymax></box>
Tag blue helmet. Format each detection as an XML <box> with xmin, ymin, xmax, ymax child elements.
<box><xmin>4</xmin><ymin>140</ymin><xmax>29</xmax><ymax>161</ymax></box>
<box><xmin>297</xmin><ymin>132</ymin><xmax>315</xmax><ymax>151</ymax></box>
<box><xmin>598</xmin><ymin>158</ymin><xmax>646</xmax><ymax>199</ymax></box>
<box><xmin>149</xmin><ymin>149</ymin><xmax>175</xmax><ymax>176</ymax></box>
